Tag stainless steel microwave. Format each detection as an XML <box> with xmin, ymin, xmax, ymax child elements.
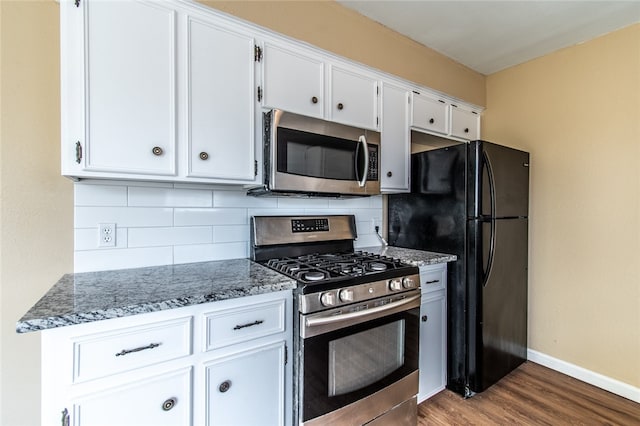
<box><xmin>248</xmin><ymin>109</ymin><xmax>380</xmax><ymax>197</ymax></box>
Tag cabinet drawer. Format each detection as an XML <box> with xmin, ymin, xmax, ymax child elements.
<box><xmin>73</xmin><ymin>317</ymin><xmax>192</xmax><ymax>383</ymax></box>
<box><xmin>205</xmin><ymin>299</ymin><xmax>285</xmax><ymax>351</ymax></box>
<box><xmin>420</xmin><ymin>265</ymin><xmax>446</xmax><ymax>294</ymax></box>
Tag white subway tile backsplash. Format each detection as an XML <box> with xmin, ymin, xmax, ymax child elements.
<box><xmin>74</xmin><ymin>185</ymin><xmax>383</xmax><ymax>272</ymax></box>
<box><xmin>75</xmin><ymin>207</ymin><xmax>173</xmax><ymax>228</ymax></box>
<box><xmin>75</xmin><ymin>227</ymin><xmax>128</xmax><ymax>251</ymax></box>
<box><xmin>174</xmin><ymin>208</ymin><xmax>248</xmax><ymax>226</ymax></box>
<box><xmin>74</xmin><ymin>247</ymin><xmax>173</xmax><ymax>273</ymax></box>
<box><xmin>213</xmin><ymin>225</ymin><xmax>250</xmax><ymax>243</ymax></box>
<box><xmin>75</xmin><ymin>184</ymin><xmax>127</xmax><ymax>206</ymax></box>
<box><xmin>128</xmin><ymin>187</ymin><xmax>213</xmax><ymax>207</ymax></box>
<box><xmin>128</xmin><ymin>226</ymin><xmax>213</xmax><ymax>248</ymax></box>
<box><xmin>173</xmin><ymin>242</ymin><xmax>248</xmax><ymax>264</ymax></box>
<box><xmin>214</xmin><ymin>190</ymin><xmax>277</xmax><ymax>208</ymax></box>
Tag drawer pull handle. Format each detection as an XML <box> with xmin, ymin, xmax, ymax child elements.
<box><xmin>219</xmin><ymin>380</ymin><xmax>232</xmax><ymax>393</ymax></box>
<box><xmin>233</xmin><ymin>320</ymin><xmax>264</xmax><ymax>330</ymax></box>
<box><xmin>115</xmin><ymin>342</ymin><xmax>160</xmax><ymax>357</ymax></box>
<box><xmin>426</xmin><ymin>280</ymin><xmax>440</xmax><ymax>284</ymax></box>
<box><xmin>162</xmin><ymin>397</ymin><xmax>177</xmax><ymax>411</ymax></box>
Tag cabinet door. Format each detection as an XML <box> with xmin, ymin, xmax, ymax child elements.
<box><xmin>73</xmin><ymin>368</ymin><xmax>192</xmax><ymax>426</ymax></box>
<box><xmin>411</xmin><ymin>93</ymin><xmax>448</xmax><ymax>135</ymax></box>
<box><xmin>450</xmin><ymin>106</ymin><xmax>480</xmax><ymax>140</ymax></box>
<box><xmin>187</xmin><ymin>17</ymin><xmax>256</xmax><ymax>181</ymax></box>
<box><xmin>206</xmin><ymin>341</ymin><xmax>285</xmax><ymax>426</ymax></box>
<box><xmin>330</xmin><ymin>66</ymin><xmax>378</xmax><ymax>130</ymax></box>
<box><xmin>380</xmin><ymin>83</ymin><xmax>410</xmax><ymax>192</ymax></box>
<box><xmin>81</xmin><ymin>0</ymin><xmax>177</xmax><ymax>175</ymax></box>
<box><xmin>262</xmin><ymin>42</ymin><xmax>324</xmax><ymax>118</ymax></box>
<box><xmin>419</xmin><ymin>294</ymin><xmax>446</xmax><ymax>402</ymax></box>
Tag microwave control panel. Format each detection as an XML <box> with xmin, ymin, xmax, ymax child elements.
<box><xmin>368</xmin><ymin>148</ymin><xmax>379</xmax><ymax>180</ymax></box>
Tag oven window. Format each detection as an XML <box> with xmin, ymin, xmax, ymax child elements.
<box><xmin>328</xmin><ymin>320</ymin><xmax>404</xmax><ymax>396</ymax></box>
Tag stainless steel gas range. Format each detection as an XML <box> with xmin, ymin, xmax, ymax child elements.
<box><xmin>251</xmin><ymin>215</ymin><xmax>420</xmax><ymax>426</ymax></box>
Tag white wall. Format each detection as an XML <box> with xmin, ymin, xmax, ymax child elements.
<box><xmin>74</xmin><ymin>181</ymin><xmax>384</xmax><ymax>272</ymax></box>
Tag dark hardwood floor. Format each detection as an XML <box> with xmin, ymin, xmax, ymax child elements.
<box><xmin>418</xmin><ymin>361</ymin><xmax>640</xmax><ymax>425</ymax></box>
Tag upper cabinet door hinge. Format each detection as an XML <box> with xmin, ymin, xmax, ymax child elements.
<box><xmin>376</xmin><ymin>85</ymin><xmax>379</xmax><ymax>96</ymax></box>
<box><xmin>285</xmin><ymin>344</ymin><xmax>288</xmax><ymax>365</ymax></box>
<box><xmin>75</xmin><ymin>141</ymin><xmax>82</xmax><ymax>164</ymax></box>
<box><xmin>257</xmin><ymin>86</ymin><xmax>263</xmax><ymax>102</ymax></box>
<box><xmin>254</xmin><ymin>160</ymin><xmax>258</xmax><ymax>177</ymax></box>
<box><xmin>254</xmin><ymin>45</ymin><xmax>262</xmax><ymax>62</ymax></box>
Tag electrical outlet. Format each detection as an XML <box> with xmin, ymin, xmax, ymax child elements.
<box><xmin>98</xmin><ymin>223</ymin><xmax>116</xmax><ymax>247</ymax></box>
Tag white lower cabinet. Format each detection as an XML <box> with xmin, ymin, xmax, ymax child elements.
<box><xmin>206</xmin><ymin>341</ymin><xmax>285</xmax><ymax>425</ymax></box>
<box><xmin>418</xmin><ymin>264</ymin><xmax>447</xmax><ymax>402</ymax></box>
<box><xmin>42</xmin><ymin>291</ymin><xmax>292</xmax><ymax>426</ymax></box>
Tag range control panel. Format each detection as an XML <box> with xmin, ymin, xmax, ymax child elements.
<box><xmin>292</xmin><ymin>218</ymin><xmax>329</xmax><ymax>233</ymax></box>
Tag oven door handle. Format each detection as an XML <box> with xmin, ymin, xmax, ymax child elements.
<box><xmin>304</xmin><ymin>294</ymin><xmax>420</xmax><ymax>335</ymax></box>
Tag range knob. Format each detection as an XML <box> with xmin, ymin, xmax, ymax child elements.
<box><xmin>388</xmin><ymin>278</ymin><xmax>403</xmax><ymax>292</ymax></box>
<box><xmin>320</xmin><ymin>292</ymin><xmax>337</xmax><ymax>307</ymax></box>
<box><xmin>402</xmin><ymin>277</ymin><xmax>417</xmax><ymax>289</ymax></box>
<box><xmin>339</xmin><ymin>289</ymin><xmax>354</xmax><ymax>302</ymax></box>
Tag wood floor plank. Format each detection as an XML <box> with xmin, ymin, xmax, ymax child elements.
<box><xmin>418</xmin><ymin>362</ymin><xmax>640</xmax><ymax>425</ymax></box>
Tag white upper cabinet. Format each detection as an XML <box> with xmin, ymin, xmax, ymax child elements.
<box><xmin>450</xmin><ymin>105</ymin><xmax>480</xmax><ymax>140</ymax></box>
<box><xmin>411</xmin><ymin>93</ymin><xmax>448</xmax><ymax>135</ymax></box>
<box><xmin>262</xmin><ymin>42</ymin><xmax>324</xmax><ymax>119</ymax></box>
<box><xmin>65</xmin><ymin>0</ymin><xmax>177</xmax><ymax>176</ymax></box>
<box><xmin>61</xmin><ymin>0</ymin><xmax>259</xmax><ymax>184</ymax></box>
<box><xmin>380</xmin><ymin>82</ymin><xmax>410</xmax><ymax>192</ymax></box>
<box><xmin>329</xmin><ymin>66</ymin><xmax>378</xmax><ymax>130</ymax></box>
<box><xmin>186</xmin><ymin>16</ymin><xmax>256</xmax><ymax>181</ymax></box>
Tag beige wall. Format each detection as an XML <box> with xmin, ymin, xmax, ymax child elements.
<box><xmin>483</xmin><ymin>24</ymin><xmax>640</xmax><ymax>387</ymax></box>
<box><xmin>0</xmin><ymin>1</ymin><xmax>73</xmax><ymax>425</ymax></box>
<box><xmin>200</xmin><ymin>1</ymin><xmax>486</xmax><ymax>107</ymax></box>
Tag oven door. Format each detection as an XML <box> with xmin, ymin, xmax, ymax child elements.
<box><xmin>268</xmin><ymin>109</ymin><xmax>380</xmax><ymax>196</ymax></box>
<box><xmin>299</xmin><ymin>293</ymin><xmax>420</xmax><ymax>424</ymax></box>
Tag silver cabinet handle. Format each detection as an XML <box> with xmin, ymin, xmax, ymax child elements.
<box><xmin>233</xmin><ymin>320</ymin><xmax>264</xmax><ymax>330</ymax></box>
<box><xmin>426</xmin><ymin>279</ymin><xmax>440</xmax><ymax>284</ymax></box>
<box><xmin>115</xmin><ymin>342</ymin><xmax>160</xmax><ymax>357</ymax></box>
<box><xmin>61</xmin><ymin>408</ymin><xmax>70</xmax><ymax>426</ymax></box>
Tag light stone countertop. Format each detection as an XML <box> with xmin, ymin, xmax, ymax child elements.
<box><xmin>17</xmin><ymin>259</ymin><xmax>296</xmax><ymax>334</ymax></box>
<box><xmin>17</xmin><ymin>246</ymin><xmax>454</xmax><ymax>334</ymax></box>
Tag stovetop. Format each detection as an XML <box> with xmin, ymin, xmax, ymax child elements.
<box><xmin>263</xmin><ymin>250</ymin><xmax>419</xmax><ymax>294</ymax></box>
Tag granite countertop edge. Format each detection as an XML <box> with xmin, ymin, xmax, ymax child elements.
<box><xmin>17</xmin><ymin>247</ymin><xmax>455</xmax><ymax>334</ymax></box>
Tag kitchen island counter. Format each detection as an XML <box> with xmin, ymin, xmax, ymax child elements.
<box><xmin>360</xmin><ymin>245</ymin><xmax>457</xmax><ymax>267</ymax></box>
<box><xmin>17</xmin><ymin>259</ymin><xmax>296</xmax><ymax>333</ymax></box>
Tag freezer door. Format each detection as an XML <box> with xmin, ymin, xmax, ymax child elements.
<box><xmin>469</xmin><ymin>141</ymin><xmax>530</xmax><ymax>218</ymax></box>
<box><xmin>467</xmin><ymin>217</ymin><xmax>528</xmax><ymax>393</ymax></box>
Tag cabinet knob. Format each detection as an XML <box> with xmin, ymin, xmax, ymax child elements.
<box><xmin>219</xmin><ymin>380</ymin><xmax>232</xmax><ymax>393</ymax></box>
<box><xmin>429</xmin><ymin>118</ymin><xmax>435</xmax><ymax>124</ymax></box>
<box><xmin>311</xmin><ymin>96</ymin><xmax>318</xmax><ymax>104</ymax></box>
<box><xmin>152</xmin><ymin>146</ymin><xmax>163</xmax><ymax>156</ymax></box>
<box><xmin>464</xmin><ymin>128</ymin><xmax>469</xmax><ymax>133</ymax></box>
<box><xmin>199</xmin><ymin>152</ymin><xmax>209</xmax><ymax>160</ymax></box>
<box><xmin>387</xmin><ymin>171</ymin><xmax>393</xmax><ymax>177</ymax></box>
<box><xmin>162</xmin><ymin>397</ymin><xmax>177</xmax><ymax>411</ymax></box>
<box><xmin>421</xmin><ymin>315</ymin><xmax>428</xmax><ymax>322</ymax></box>
<box><xmin>337</xmin><ymin>103</ymin><xmax>344</xmax><ymax>110</ymax></box>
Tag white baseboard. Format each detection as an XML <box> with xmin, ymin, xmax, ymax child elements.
<box><xmin>527</xmin><ymin>349</ymin><xmax>640</xmax><ymax>403</ymax></box>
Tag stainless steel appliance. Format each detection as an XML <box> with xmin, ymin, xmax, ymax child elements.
<box><xmin>250</xmin><ymin>215</ymin><xmax>420</xmax><ymax>425</ymax></box>
<box><xmin>388</xmin><ymin>139</ymin><xmax>529</xmax><ymax>396</ymax></box>
<box><xmin>248</xmin><ymin>110</ymin><xmax>380</xmax><ymax>197</ymax></box>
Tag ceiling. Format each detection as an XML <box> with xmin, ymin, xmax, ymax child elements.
<box><xmin>336</xmin><ymin>1</ymin><xmax>640</xmax><ymax>75</ymax></box>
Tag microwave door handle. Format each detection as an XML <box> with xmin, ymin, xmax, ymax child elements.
<box><xmin>357</xmin><ymin>135</ymin><xmax>368</xmax><ymax>187</ymax></box>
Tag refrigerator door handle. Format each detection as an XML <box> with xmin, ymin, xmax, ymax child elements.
<box><xmin>482</xmin><ymin>151</ymin><xmax>496</xmax><ymax>287</ymax></box>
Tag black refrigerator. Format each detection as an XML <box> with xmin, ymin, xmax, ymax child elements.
<box><xmin>388</xmin><ymin>140</ymin><xmax>529</xmax><ymax>396</ymax></box>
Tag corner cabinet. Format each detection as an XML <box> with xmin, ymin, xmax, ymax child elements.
<box><xmin>61</xmin><ymin>0</ymin><xmax>259</xmax><ymax>184</ymax></box>
<box><xmin>418</xmin><ymin>263</ymin><xmax>447</xmax><ymax>402</ymax></box>
<box><xmin>41</xmin><ymin>290</ymin><xmax>293</xmax><ymax>426</ymax></box>
<box><xmin>411</xmin><ymin>92</ymin><xmax>480</xmax><ymax>141</ymax></box>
